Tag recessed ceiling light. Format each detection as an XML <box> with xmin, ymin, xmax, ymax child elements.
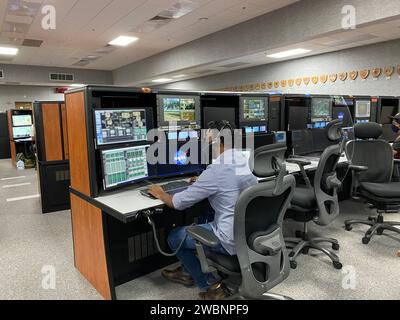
<box><xmin>0</xmin><ymin>47</ymin><xmax>19</xmax><ymax>56</ymax></box>
<box><xmin>152</xmin><ymin>78</ymin><xmax>173</xmax><ymax>83</ymax></box>
<box><xmin>266</xmin><ymin>48</ymin><xmax>311</xmax><ymax>59</ymax></box>
<box><xmin>109</xmin><ymin>36</ymin><xmax>139</xmax><ymax>47</ymax></box>
<box><xmin>172</xmin><ymin>74</ymin><xmax>187</xmax><ymax>78</ymax></box>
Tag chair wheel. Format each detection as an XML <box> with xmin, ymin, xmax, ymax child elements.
<box><xmin>332</xmin><ymin>243</ymin><xmax>340</xmax><ymax>251</ymax></box>
<box><xmin>345</xmin><ymin>225</ymin><xmax>352</xmax><ymax>231</ymax></box>
<box><xmin>290</xmin><ymin>261</ymin><xmax>297</xmax><ymax>270</ymax></box>
<box><xmin>333</xmin><ymin>262</ymin><xmax>343</xmax><ymax>270</ymax></box>
<box><xmin>377</xmin><ymin>228</ymin><xmax>384</xmax><ymax>236</ymax></box>
<box><xmin>362</xmin><ymin>237</ymin><xmax>370</xmax><ymax>245</ymax></box>
<box><xmin>301</xmin><ymin>247</ymin><xmax>309</xmax><ymax>255</ymax></box>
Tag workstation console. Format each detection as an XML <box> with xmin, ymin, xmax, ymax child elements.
<box><xmin>376</xmin><ymin>96</ymin><xmax>400</xmax><ymax>142</ymax></box>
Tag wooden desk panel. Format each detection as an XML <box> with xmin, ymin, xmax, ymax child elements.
<box><xmin>42</xmin><ymin>104</ymin><xmax>63</xmax><ymax>161</ymax></box>
<box><xmin>65</xmin><ymin>92</ymin><xmax>91</xmax><ymax>196</ymax></box>
<box><xmin>71</xmin><ymin>193</ymin><xmax>112</xmax><ymax>300</ymax></box>
<box><xmin>61</xmin><ymin>104</ymin><xmax>69</xmax><ymax>160</ymax></box>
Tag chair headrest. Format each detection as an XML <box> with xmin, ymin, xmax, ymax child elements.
<box><xmin>354</xmin><ymin>122</ymin><xmax>382</xmax><ymax>140</ymax></box>
<box><xmin>250</xmin><ymin>143</ymin><xmax>286</xmax><ymax>178</ymax></box>
<box><xmin>326</xmin><ymin>120</ymin><xmax>343</xmax><ymax>142</ymax></box>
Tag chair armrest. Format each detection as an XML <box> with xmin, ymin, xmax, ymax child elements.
<box><xmin>187</xmin><ymin>226</ymin><xmax>220</xmax><ymax>248</ymax></box>
<box><xmin>286</xmin><ymin>158</ymin><xmax>312</xmax><ymax>167</ymax></box>
<box><xmin>286</xmin><ymin>158</ymin><xmax>312</xmax><ymax>189</ymax></box>
<box><xmin>348</xmin><ymin>165</ymin><xmax>368</xmax><ymax>172</ymax></box>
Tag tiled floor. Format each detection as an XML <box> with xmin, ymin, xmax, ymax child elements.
<box><xmin>1</xmin><ymin>159</ymin><xmax>399</xmax><ymax>300</ymax></box>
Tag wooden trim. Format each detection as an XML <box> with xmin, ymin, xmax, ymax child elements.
<box><xmin>60</xmin><ymin>103</ymin><xmax>69</xmax><ymax>160</ymax></box>
<box><xmin>7</xmin><ymin>111</ymin><xmax>12</xmax><ymax>140</ymax></box>
<box><xmin>10</xmin><ymin>141</ymin><xmax>16</xmax><ymax>167</ymax></box>
<box><xmin>70</xmin><ymin>193</ymin><xmax>112</xmax><ymax>300</ymax></box>
<box><xmin>42</xmin><ymin>104</ymin><xmax>63</xmax><ymax>161</ymax></box>
<box><xmin>65</xmin><ymin>92</ymin><xmax>91</xmax><ymax>196</ymax></box>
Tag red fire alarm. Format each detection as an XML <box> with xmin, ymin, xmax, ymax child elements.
<box><xmin>55</xmin><ymin>87</ymin><xmax>69</xmax><ymax>94</ymax></box>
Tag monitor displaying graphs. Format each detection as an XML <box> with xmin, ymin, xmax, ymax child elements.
<box><xmin>95</xmin><ymin>109</ymin><xmax>147</xmax><ymax>146</ymax></box>
<box><xmin>242</xmin><ymin>98</ymin><xmax>266</xmax><ymax>120</ymax></box>
<box><xmin>311</xmin><ymin>98</ymin><xmax>332</xmax><ymax>118</ymax></box>
<box><xmin>101</xmin><ymin>145</ymin><xmax>149</xmax><ymax>189</ymax></box>
<box><xmin>162</xmin><ymin>97</ymin><xmax>196</xmax><ymax>122</ymax></box>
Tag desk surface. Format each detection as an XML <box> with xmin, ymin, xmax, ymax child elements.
<box><xmin>92</xmin><ymin>154</ymin><xmax>349</xmax><ymax>223</ymax></box>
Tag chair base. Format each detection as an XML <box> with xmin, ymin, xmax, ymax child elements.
<box><xmin>285</xmin><ymin>235</ymin><xmax>342</xmax><ymax>270</ymax></box>
<box><xmin>345</xmin><ymin>214</ymin><xmax>400</xmax><ymax>245</ymax></box>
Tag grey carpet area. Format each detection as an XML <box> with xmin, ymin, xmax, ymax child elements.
<box><xmin>0</xmin><ymin>159</ymin><xmax>399</xmax><ymax>300</ymax></box>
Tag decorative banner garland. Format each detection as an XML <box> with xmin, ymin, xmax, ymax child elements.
<box><xmin>225</xmin><ymin>65</ymin><xmax>399</xmax><ymax>92</ymax></box>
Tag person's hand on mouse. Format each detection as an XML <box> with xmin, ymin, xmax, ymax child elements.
<box><xmin>148</xmin><ymin>185</ymin><xmax>165</xmax><ymax>199</ymax></box>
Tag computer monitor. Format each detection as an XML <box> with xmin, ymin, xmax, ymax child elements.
<box><xmin>156</xmin><ymin>142</ymin><xmax>205</xmax><ymax>178</ymax></box>
<box><xmin>240</xmin><ymin>97</ymin><xmax>267</xmax><ymax>121</ymax></box>
<box><xmin>333</xmin><ymin>106</ymin><xmax>352</xmax><ymax>127</ymax></box>
<box><xmin>291</xmin><ymin>130</ymin><xmax>314</xmax><ymax>155</ymax></box>
<box><xmin>13</xmin><ymin>126</ymin><xmax>32</xmax><ymax>139</ymax></box>
<box><xmin>274</xmin><ymin>131</ymin><xmax>287</xmax><ymax>144</ymax></box>
<box><xmin>288</xmin><ymin>106</ymin><xmax>309</xmax><ymax>131</ymax></box>
<box><xmin>355</xmin><ymin>100</ymin><xmax>371</xmax><ymax>119</ymax></box>
<box><xmin>203</xmin><ymin>106</ymin><xmax>237</xmax><ymax>129</ymax></box>
<box><xmin>94</xmin><ymin>109</ymin><xmax>148</xmax><ymax>146</ymax></box>
<box><xmin>158</xmin><ymin>95</ymin><xmax>201</xmax><ymax>129</ymax></box>
<box><xmin>311</xmin><ymin>98</ymin><xmax>332</xmax><ymax>121</ymax></box>
<box><xmin>379</xmin><ymin>106</ymin><xmax>396</xmax><ymax>125</ymax></box>
<box><xmin>101</xmin><ymin>145</ymin><xmax>153</xmax><ymax>190</ymax></box>
<box><xmin>12</xmin><ymin>115</ymin><xmax>32</xmax><ymax>127</ymax></box>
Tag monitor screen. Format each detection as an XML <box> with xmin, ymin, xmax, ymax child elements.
<box><xmin>13</xmin><ymin>126</ymin><xmax>32</xmax><ymax>139</ymax></box>
<box><xmin>288</xmin><ymin>106</ymin><xmax>309</xmax><ymax>131</ymax></box>
<box><xmin>12</xmin><ymin>115</ymin><xmax>32</xmax><ymax>127</ymax></box>
<box><xmin>94</xmin><ymin>109</ymin><xmax>148</xmax><ymax>146</ymax></box>
<box><xmin>311</xmin><ymin>98</ymin><xmax>332</xmax><ymax>120</ymax></box>
<box><xmin>158</xmin><ymin>95</ymin><xmax>201</xmax><ymax>128</ymax></box>
<box><xmin>355</xmin><ymin>100</ymin><xmax>371</xmax><ymax>119</ymax></box>
<box><xmin>274</xmin><ymin>131</ymin><xmax>287</xmax><ymax>144</ymax></box>
<box><xmin>203</xmin><ymin>107</ymin><xmax>237</xmax><ymax>129</ymax></box>
<box><xmin>241</xmin><ymin>98</ymin><xmax>267</xmax><ymax>121</ymax></box>
<box><xmin>101</xmin><ymin>145</ymin><xmax>150</xmax><ymax>190</ymax></box>
<box><xmin>333</xmin><ymin>106</ymin><xmax>352</xmax><ymax>127</ymax></box>
<box><xmin>291</xmin><ymin>130</ymin><xmax>314</xmax><ymax>155</ymax></box>
<box><xmin>380</xmin><ymin>106</ymin><xmax>396</xmax><ymax>125</ymax></box>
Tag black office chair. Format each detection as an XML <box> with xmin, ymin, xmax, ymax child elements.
<box><xmin>344</xmin><ymin>122</ymin><xmax>400</xmax><ymax>244</ymax></box>
<box><xmin>187</xmin><ymin>143</ymin><xmax>296</xmax><ymax>300</ymax></box>
<box><xmin>285</xmin><ymin>120</ymin><xmax>344</xmax><ymax>270</ymax></box>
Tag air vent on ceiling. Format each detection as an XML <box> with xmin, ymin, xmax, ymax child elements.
<box><xmin>219</xmin><ymin>62</ymin><xmax>250</xmax><ymax>68</ymax></box>
<box><xmin>22</xmin><ymin>39</ymin><xmax>43</xmax><ymax>47</ymax></box>
<box><xmin>72</xmin><ymin>60</ymin><xmax>90</xmax><ymax>67</ymax></box>
<box><xmin>49</xmin><ymin>73</ymin><xmax>74</xmax><ymax>82</ymax></box>
<box><xmin>0</xmin><ymin>70</ymin><xmax>3</xmax><ymax>79</ymax></box>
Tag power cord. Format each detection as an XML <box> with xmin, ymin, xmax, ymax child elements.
<box><xmin>143</xmin><ymin>211</ymin><xmax>188</xmax><ymax>257</ymax></box>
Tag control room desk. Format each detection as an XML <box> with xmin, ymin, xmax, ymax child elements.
<box><xmin>69</xmin><ymin>155</ymin><xmax>349</xmax><ymax>300</ymax></box>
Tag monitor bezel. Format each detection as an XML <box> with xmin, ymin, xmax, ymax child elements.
<box><xmin>157</xmin><ymin>94</ymin><xmax>201</xmax><ymax>128</ymax></box>
<box><xmin>93</xmin><ymin>108</ymin><xmax>149</xmax><ymax>147</ymax></box>
<box><xmin>100</xmin><ymin>144</ymin><xmax>151</xmax><ymax>191</ymax></box>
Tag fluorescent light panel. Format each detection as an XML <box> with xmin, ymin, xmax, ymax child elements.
<box><xmin>0</xmin><ymin>47</ymin><xmax>18</xmax><ymax>55</ymax></box>
<box><xmin>152</xmin><ymin>78</ymin><xmax>173</xmax><ymax>83</ymax></box>
<box><xmin>109</xmin><ymin>36</ymin><xmax>139</xmax><ymax>46</ymax></box>
<box><xmin>172</xmin><ymin>74</ymin><xmax>187</xmax><ymax>78</ymax></box>
<box><xmin>267</xmin><ymin>48</ymin><xmax>311</xmax><ymax>59</ymax></box>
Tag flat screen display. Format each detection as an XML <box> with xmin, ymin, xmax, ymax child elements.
<box><xmin>311</xmin><ymin>98</ymin><xmax>332</xmax><ymax>119</ymax></box>
<box><xmin>242</xmin><ymin>98</ymin><xmax>266</xmax><ymax>121</ymax></box>
<box><xmin>355</xmin><ymin>101</ymin><xmax>371</xmax><ymax>119</ymax></box>
<box><xmin>13</xmin><ymin>126</ymin><xmax>32</xmax><ymax>139</ymax></box>
<box><xmin>203</xmin><ymin>107</ymin><xmax>237</xmax><ymax>129</ymax></box>
<box><xmin>101</xmin><ymin>145</ymin><xmax>150</xmax><ymax>189</ymax></box>
<box><xmin>12</xmin><ymin>115</ymin><xmax>32</xmax><ymax>127</ymax></box>
<box><xmin>163</xmin><ymin>97</ymin><xmax>196</xmax><ymax>122</ymax></box>
<box><xmin>95</xmin><ymin>109</ymin><xmax>147</xmax><ymax>146</ymax></box>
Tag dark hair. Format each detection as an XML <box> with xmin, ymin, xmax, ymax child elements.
<box><xmin>207</xmin><ymin>120</ymin><xmax>235</xmax><ymax>145</ymax></box>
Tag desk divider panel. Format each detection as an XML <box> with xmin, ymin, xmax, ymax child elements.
<box><xmin>61</xmin><ymin>103</ymin><xmax>69</xmax><ymax>160</ymax></box>
<box><xmin>42</xmin><ymin>103</ymin><xmax>63</xmax><ymax>161</ymax></box>
<box><xmin>70</xmin><ymin>193</ymin><xmax>112</xmax><ymax>300</ymax></box>
<box><xmin>65</xmin><ymin>91</ymin><xmax>91</xmax><ymax>197</ymax></box>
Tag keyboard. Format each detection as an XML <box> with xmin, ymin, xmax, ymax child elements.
<box><xmin>141</xmin><ymin>181</ymin><xmax>191</xmax><ymax>199</ymax></box>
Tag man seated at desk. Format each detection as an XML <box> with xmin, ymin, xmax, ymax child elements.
<box><xmin>148</xmin><ymin>120</ymin><xmax>258</xmax><ymax>300</ymax></box>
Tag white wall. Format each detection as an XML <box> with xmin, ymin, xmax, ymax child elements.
<box><xmin>159</xmin><ymin>39</ymin><xmax>400</xmax><ymax>97</ymax></box>
<box><xmin>0</xmin><ymin>85</ymin><xmax>64</xmax><ymax>112</ymax></box>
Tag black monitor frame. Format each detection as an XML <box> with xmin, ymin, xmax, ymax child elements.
<box><xmin>157</xmin><ymin>94</ymin><xmax>201</xmax><ymax>129</ymax></box>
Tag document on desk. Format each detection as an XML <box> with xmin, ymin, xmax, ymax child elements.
<box><xmin>95</xmin><ymin>189</ymin><xmax>164</xmax><ymax>215</ymax></box>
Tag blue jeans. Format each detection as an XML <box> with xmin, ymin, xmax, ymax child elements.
<box><xmin>167</xmin><ymin>223</ymin><xmax>229</xmax><ymax>292</ymax></box>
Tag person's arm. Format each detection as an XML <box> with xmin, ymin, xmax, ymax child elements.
<box><xmin>148</xmin><ymin>185</ymin><xmax>175</xmax><ymax>208</ymax></box>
